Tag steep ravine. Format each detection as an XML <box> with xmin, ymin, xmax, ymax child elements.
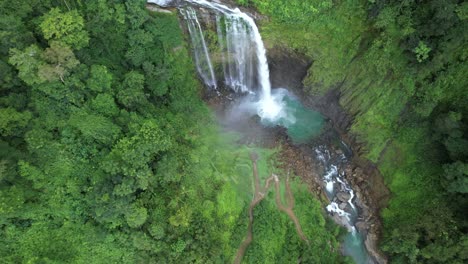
<box><xmin>267</xmin><ymin>46</ymin><xmax>390</xmax><ymax>264</ymax></box>
<box><xmin>147</xmin><ymin>1</ymin><xmax>389</xmax><ymax>263</ymax></box>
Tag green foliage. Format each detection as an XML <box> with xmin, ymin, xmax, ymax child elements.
<box><xmin>69</xmin><ymin>110</ymin><xmax>121</xmax><ymax>145</ymax></box>
<box><xmin>126</xmin><ymin>206</ymin><xmax>148</xmax><ymax>228</ymax></box>
<box><xmin>38</xmin><ymin>41</ymin><xmax>79</xmax><ymax>82</ymax></box>
<box><xmin>443</xmin><ymin>162</ymin><xmax>468</xmax><ymax>193</ymax></box>
<box><xmin>117</xmin><ymin>71</ymin><xmax>147</xmax><ymax>109</ymax></box>
<box><xmin>414</xmin><ymin>41</ymin><xmax>431</xmax><ymax>63</ymax></box>
<box><xmin>40</xmin><ymin>8</ymin><xmax>89</xmax><ymax>50</ymax></box>
<box><xmin>9</xmin><ymin>41</ymin><xmax>80</xmax><ymax>85</ymax></box>
<box><xmin>0</xmin><ymin>107</ymin><xmax>32</xmax><ymax>137</ymax></box>
<box><xmin>87</xmin><ymin>65</ymin><xmax>113</xmax><ymax>92</ymax></box>
<box><xmin>8</xmin><ymin>45</ymin><xmax>43</xmax><ymax>85</ymax></box>
<box><xmin>249</xmin><ymin>0</ymin><xmax>366</xmax><ymax>94</ymax></box>
<box><xmin>90</xmin><ymin>94</ymin><xmax>119</xmax><ymax>117</ymax></box>
<box><xmin>244</xmin><ymin>180</ymin><xmax>345</xmax><ymax>263</ymax></box>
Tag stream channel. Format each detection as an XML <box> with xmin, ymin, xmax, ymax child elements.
<box><xmin>149</xmin><ymin>0</ymin><xmax>373</xmax><ymax>263</ymax></box>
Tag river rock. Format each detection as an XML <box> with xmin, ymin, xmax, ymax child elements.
<box><xmin>339</xmin><ymin>203</ymin><xmax>354</xmax><ymax>214</ymax></box>
<box><xmin>332</xmin><ymin>213</ymin><xmax>353</xmax><ymax>232</ymax></box>
<box><xmin>336</xmin><ymin>191</ymin><xmax>351</xmax><ymax>202</ymax></box>
<box><xmin>355</xmin><ymin>221</ymin><xmax>369</xmax><ymax>233</ymax></box>
<box><xmin>339</xmin><ymin>202</ymin><xmax>347</xmax><ymax>210</ymax></box>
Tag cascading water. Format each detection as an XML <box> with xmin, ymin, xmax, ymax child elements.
<box><xmin>315</xmin><ymin>145</ymin><xmax>372</xmax><ymax>264</ymax></box>
<box><xmin>181</xmin><ymin>7</ymin><xmax>217</xmax><ymax>88</ymax></box>
<box><xmin>183</xmin><ymin>0</ymin><xmax>284</xmax><ymax>121</ymax></box>
<box><xmin>217</xmin><ymin>14</ymin><xmax>255</xmax><ymax>93</ymax></box>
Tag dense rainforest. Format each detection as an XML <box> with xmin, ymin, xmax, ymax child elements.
<box><xmin>235</xmin><ymin>0</ymin><xmax>467</xmax><ymax>263</ymax></box>
<box><xmin>0</xmin><ymin>0</ymin><xmax>467</xmax><ymax>263</ymax></box>
<box><xmin>0</xmin><ymin>0</ymin><xmax>347</xmax><ymax>263</ymax></box>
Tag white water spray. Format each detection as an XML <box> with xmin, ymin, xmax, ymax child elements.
<box><xmin>217</xmin><ymin>14</ymin><xmax>255</xmax><ymax>93</ymax></box>
<box><xmin>182</xmin><ymin>7</ymin><xmax>217</xmax><ymax>88</ymax></box>
<box><xmin>315</xmin><ymin>145</ymin><xmax>372</xmax><ymax>263</ymax></box>
<box><xmin>184</xmin><ymin>0</ymin><xmax>284</xmax><ymax>121</ymax></box>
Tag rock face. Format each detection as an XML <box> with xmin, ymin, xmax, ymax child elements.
<box><xmin>146</xmin><ymin>4</ymin><xmax>174</xmax><ymax>13</ymax></box>
<box><xmin>366</xmin><ymin>234</ymin><xmax>388</xmax><ymax>264</ymax></box>
<box><xmin>147</xmin><ymin>0</ymin><xmax>181</xmax><ymax>8</ymax></box>
<box><xmin>267</xmin><ymin>47</ymin><xmax>311</xmax><ymax>90</ymax></box>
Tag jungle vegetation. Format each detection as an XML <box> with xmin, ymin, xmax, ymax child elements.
<box><xmin>0</xmin><ymin>0</ymin><xmax>346</xmax><ymax>263</ymax></box>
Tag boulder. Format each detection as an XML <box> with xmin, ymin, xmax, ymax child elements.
<box><xmin>332</xmin><ymin>214</ymin><xmax>353</xmax><ymax>232</ymax></box>
<box><xmin>339</xmin><ymin>202</ymin><xmax>347</xmax><ymax>210</ymax></box>
<box><xmin>336</xmin><ymin>191</ymin><xmax>351</xmax><ymax>202</ymax></box>
<box><xmin>355</xmin><ymin>221</ymin><xmax>369</xmax><ymax>233</ymax></box>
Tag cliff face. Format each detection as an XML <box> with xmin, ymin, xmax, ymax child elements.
<box><xmin>267</xmin><ymin>47</ymin><xmax>390</xmax><ymax>264</ymax></box>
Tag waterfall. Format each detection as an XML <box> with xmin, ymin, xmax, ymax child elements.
<box><xmin>181</xmin><ymin>7</ymin><xmax>217</xmax><ymax>89</ymax></box>
<box><xmin>217</xmin><ymin>14</ymin><xmax>255</xmax><ymax>93</ymax></box>
<box><xmin>183</xmin><ymin>0</ymin><xmax>283</xmax><ymax>121</ymax></box>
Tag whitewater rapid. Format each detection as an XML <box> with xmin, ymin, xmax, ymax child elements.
<box><xmin>315</xmin><ymin>145</ymin><xmax>372</xmax><ymax>263</ymax></box>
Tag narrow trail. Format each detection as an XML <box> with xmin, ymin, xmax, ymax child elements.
<box><xmin>273</xmin><ymin>173</ymin><xmax>309</xmax><ymax>244</ymax></box>
<box><xmin>234</xmin><ymin>152</ymin><xmax>309</xmax><ymax>264</ymax></box>
<box><xmin>234</xmin><ymin>152</ymin><xmax>274</xmax><ymax>264</ymax></box>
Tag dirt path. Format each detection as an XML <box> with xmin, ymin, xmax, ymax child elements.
<box><xmin>273</xmin><ymin>174</ymin><xmax>309</xmax><ymax>244</ymax></box>
<box><xmin>234</xmin><ymin>153</ymin><xmax>274</xmax><ymax>264</ymax></box>
<box><xmin>234</xmin><ymin>152</ymin><xmax>309</xmax><ymax>264</ymax></box>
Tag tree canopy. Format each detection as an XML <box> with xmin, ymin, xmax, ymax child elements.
<box><xmin>0</xmin><ymin>1</ymin><xmax>346</xmax><ymax>263</ymax></box>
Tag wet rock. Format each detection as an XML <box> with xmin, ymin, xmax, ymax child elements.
<box><xmin>338</xmin><ymin>203</ymin><xmax>354</xmax><ymax>213</ymax></box>
<box><xmin>147</xmin><ymin>0</ymin><xmax>181</xmax><ymax>7</ymax></box>
<box><xmin>365</xmin><ymin>233</ymin><xmax>388</xmax><ymax>264</ymax></box>
<box><xmin>267</xmin><ymin>47</ymin><xmax>311</xmax><ymax>90</ymax></box>
<box><xmin>332</xmin><ymin>213</ymin><xmax>353</xmax><ymax>232</ymax></box>
<box><xmin>339</xmin><ymin>202</ymin><xmax>347</xmax><ymax>210</ymax></box>
<box><xmin>336</xmin><ymin>191</ymin><xmax>351</xmax><ymax>202</ymax></box>
<box><xmin>355</xmin><ymin>221</ymin><xmax>369</xmax><ymax>233</ymax></box>
<box><xmin>146</xmin><ymin>4</ymin><xmax>174</xmax><ymax>13</ymax></box>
